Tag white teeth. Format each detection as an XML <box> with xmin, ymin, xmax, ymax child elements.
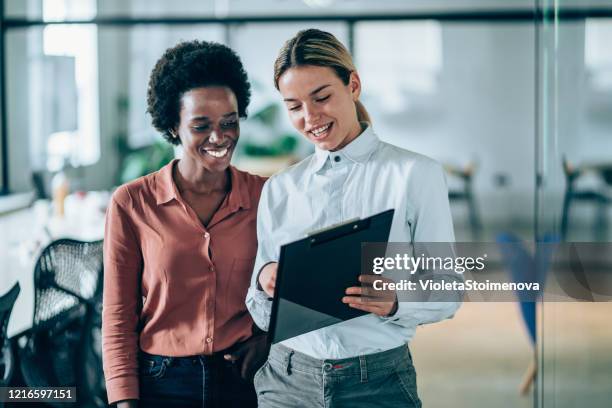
<box><xmin>205</xmin><ymin>148</ymin><xmax>228</xmax><ymax>158</ymax></box>
<box><xmin>311</xmin><ymin>123</ymin><xmax>331</xmax><ymax>136</ymax></box>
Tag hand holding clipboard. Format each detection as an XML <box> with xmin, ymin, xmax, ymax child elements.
<box><xmin>259</xmin><ymin>263</ymin><xmax>398</xmax><ymax>316</ymax></box>
<box><xmin>262</xmin><ymin>209</ymin><xmax>395</xmax><ymax>344</ymax></box>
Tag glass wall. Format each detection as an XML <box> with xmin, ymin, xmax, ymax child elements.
<box><xmin>536</xmin><ymin>1</ymin><xmax>612</xmax><ymax>407</ymax></box>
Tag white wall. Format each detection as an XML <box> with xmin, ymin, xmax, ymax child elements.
<box><xmin>371</xmin><ymin>23</ymin><xmax>537</xmax><ymax>226</ymax></box>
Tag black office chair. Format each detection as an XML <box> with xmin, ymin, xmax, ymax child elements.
<box><xmin>31</xmin><ymin>170</ymin><xmax>49</xmax><ymax>200</ymax></box>
<box><xmin>18</xmin><ymin>239</ymin><xmax>106</xmax><ymax>408</ymax></box>
<box><xmin>446</xmin><ymin>162</ymin><xmax>482</xmax><ymax>239</ymax></box>
<box><xmin>0</xmin><ymin>283</ymin><xmax>21</xmax><ymax>407</ymax></box>
<box><xmin>560</xmin><ymin>157</ymin><xmax>611</xmax><ymax>240</ymax></box>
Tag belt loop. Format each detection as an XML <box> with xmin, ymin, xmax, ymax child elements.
<box><xmin>359</xmin><ymin>355</ymin><xmax>367</xmax><ymax>383</ymax></box>
<box><xmin>286</xmin><ymin>350</ymin><xmax>294</xmax><ymax>375</ymax></box>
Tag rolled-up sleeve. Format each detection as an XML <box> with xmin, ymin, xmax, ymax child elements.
<box><xmin>102</xmin><ymin>189</ymin><xmax>143</xmax><ymax>404</ymax></box>
<box><xmin>246</xmin><ymin>181</ymin><xmax>277</xmax><ymax>331</ymax></box>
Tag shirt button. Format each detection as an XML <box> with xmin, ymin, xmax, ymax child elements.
<box><xmin>209</xmin><ymin>266</ymin><xmax>215</xmax><ymax>272</ymax></box>
<box><xmin>206</xmin><ymin>337</ymin><xmax>213</xmax><ymax>344</ymax></box>
<box><xmin>203</xmin><ymin>232</ymin><xmax>210</xmax><ymax>239</ymax></box>
<box><xmin>333</xmin><ymin>156</ymin><xmax>341</xmax><ymax>162</ymax></box>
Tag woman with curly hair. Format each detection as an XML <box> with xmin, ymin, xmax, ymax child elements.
<box><xmin>102</xmin><ymin>40</ymin><xmax>266</xmax><ymax>408</ymax></box>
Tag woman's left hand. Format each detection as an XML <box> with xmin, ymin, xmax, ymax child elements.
<box><xmin>223</xmin><ymin>332</ymin><xmax>269</xmax><ymax>381</ymax></box>
<box><xmin>342</xmin><ymin>274</ymin><xmax>398</xmax><ymax>317</ymax></box>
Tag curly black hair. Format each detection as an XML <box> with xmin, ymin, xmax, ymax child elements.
<box><xmin>147</xmin><ymin>40</ymin><xmax>251</xmax><ymax>145</ymax></box>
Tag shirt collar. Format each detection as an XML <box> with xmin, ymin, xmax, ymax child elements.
<box><xmin>226</xmin><ymin>165</ymin><xmax>252</xmax><ymax>211</ymax></box>
<box><xmin>154</xmin><ymin>159</ymin><xmax>251</xmax><ymax>210</ymax></box>
<box><xmin>310</xmin><ymin>123</ymin><xmax>379</xmax><ymax>174</ymax></box>
<box><xmin>154</xmin><ymin>159</ymin><xmax>179</xmax><ymax>205</ymax></box>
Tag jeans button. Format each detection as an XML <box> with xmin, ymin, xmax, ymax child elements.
<box><xmin>323</xmin><ymin>363</ymin><xmax>332</xmax><ymax>372</ymax></box>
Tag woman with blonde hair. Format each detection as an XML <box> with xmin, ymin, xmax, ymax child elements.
<box><xmin>246</xmin><ymin>29</ymin><xmax>460</xmax><ymax>407</ymax></box>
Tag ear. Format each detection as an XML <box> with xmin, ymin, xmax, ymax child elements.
<box><xmin>348</xmin><ymin>71</ymin><xmax>362</xmax><ymax>101</ymax></box>
<box><xmin>169</xmin><ymin>128</ymin><xmax>178</xmax><ymax>139</ymax></box>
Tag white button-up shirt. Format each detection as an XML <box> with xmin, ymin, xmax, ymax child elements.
<box><xmin>246</xmin><ymin>124</ymin><xmax>461</xmax><ymax>359</ymax></box>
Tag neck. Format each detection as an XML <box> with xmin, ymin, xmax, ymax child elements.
<box><xmin>332</xmin><ymin>120</ymin><xmax>366</xmax><ymax>152</ymax></box>
<box><xmin>175</xmin><ymin>159</ymin><xmax>229</xmax><ymax>195</ymax></box>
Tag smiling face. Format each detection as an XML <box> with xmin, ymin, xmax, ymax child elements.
<box><xmin>278</xmin><ymin>65</ymin><xmax>363</xmax><ymax>152</ymax></box>
<box><xmin>174</xmin><ymin>86</ymin><xmax>239</xmax><ymax>173</ymax></box>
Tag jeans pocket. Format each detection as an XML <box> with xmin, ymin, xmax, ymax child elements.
<box><xmin>253</xmin><ymin>359</ymin><xmax>270</xmax><ymax>390</ymax></box>
<box><xmin>139</xmin><ymin>354</ymin><xmax>168</xmax><ymax>380</ymax></box>
<box><xmin>394</xmin><ymin>366</ymin><xmax>421</xmax><ymax>408</ymax></box>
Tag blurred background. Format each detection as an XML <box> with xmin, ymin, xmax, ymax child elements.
<box><xmin>0</xmin><ymin>0</ymin><xmax>611</xmax><ymax>407</ymax></box>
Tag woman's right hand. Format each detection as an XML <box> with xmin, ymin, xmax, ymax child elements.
<box><xmin>116</xmin><ymin>400</ymin><xmax>138</xmax><ymax>408</ymax></box>
<box><xmin>258</xmin><ymin>262</ymin><xmax>278</xmax><ymax>297</ymax></box>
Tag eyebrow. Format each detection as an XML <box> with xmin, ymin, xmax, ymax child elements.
<box><xmin>283</xmin><ymin>84</ymin><xmax>331</xmax><ymax>102</ymax></box>
<box><xmin>190</xmin><ymin>112</ymin><xmax>238</xmax><ymax>121</ymax></box>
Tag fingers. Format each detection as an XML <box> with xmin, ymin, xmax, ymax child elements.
<box><xmin>223</xmin><ymin>343</ymin><xmax>248</xmax><ymax>361</ymax></box>
<box><xmin>343</xmin><ymin>298</ymin><xmax>395</xmax><ymax>316</ymax></box>
<box><xmin>264</xmin><ymin>277</ymin><xmax>276</xmax><ymax>297</ymax></box>
<box><xmin>358</xmin><ymin>274</ymin><xmax>380</xmax><ymax>285</ymax></box>
<box><xmin>345</xmin><ymin>286</ymin><xmax>364</xmax><ymax>296</ymax></box>
<box><xmin>345</xmin><ymin>285</ymin><xmax>394</xmax><ymax>300</ymax></box>
<box><xmin>224</xmin><ymin>353</ymin><xmax>238</xmax><ymax>361</ymax></box>
<box><xmin>345</xmin><ymin>302</ymin><xmax>385</xmax><ymax>314</ymax></box>
<box><xmin>342</xmin><ymin>295</ymin><xmax>391</xmax><ymax>305</ymax></box>
<box><xmin>358</xmin><ymin>274</ymin><xmax>394</xmax><ymax>285</ymax></box>
<box><xmin>264</xmin><ymin>283</ymin><xmax>275</xmax><ymax>298</ymax></box>
<box><xmin>260</xmin><ymin>263</ymin><xmax>278</xmax><ymax>297</ymax></box>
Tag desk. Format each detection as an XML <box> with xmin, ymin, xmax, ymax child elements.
<box><xmin>0</xmin><ymin>193</ymin><xmax>106</xmax><ymax>338</ymax></box>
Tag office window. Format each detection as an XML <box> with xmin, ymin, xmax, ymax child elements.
<box><xmin>585</xmin><ymin>19</ymin><xmax>612</xmax><ymax>91</ymax></box>
<box><xmin>38</xmin><ymin>0</ymin><xmax>99</xmax><ymax>171</ymax></box>
<box><xmin>355</xmin><ymin>21</ymin><xmax>442</xmax><ymax>113</ymax></box>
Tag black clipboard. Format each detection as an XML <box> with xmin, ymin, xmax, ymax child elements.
<box><xmin>269</xmin><ymin>209</ymin><xmax>394</xmax><ymax>344</ymax></box>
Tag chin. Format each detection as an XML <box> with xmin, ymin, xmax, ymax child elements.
<box><xmin>316</xmin><ymin>140</ymin><xmax>341</xmax><ymax>152</ymax></box>
<box><xmin>201</xmin><ymin>155</ymin><xmax>232</xmax><ymax>173</ymax></box>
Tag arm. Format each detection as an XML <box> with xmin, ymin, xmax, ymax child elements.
<box><xmin>102</xmin><ymin>191</ymin><xmax>143</xmax><ymax>404</ymax></box>
<box><xmin>383</xmin><ymin>160</ymin><xmax>462</xmax><ymax>328</ymax></box>
<box><xmin>245</xmin><ymin>182</ymin><xmax>278</xmax><ymax>331</ymax></box>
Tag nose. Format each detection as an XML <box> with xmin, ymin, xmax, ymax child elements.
<box><xmin>209</xmin><ymin>128</ymin><xmax>221</xmax><ymax>144</ymax></box>
<box><xmin>303</xmin><ymin>103</ymin><xmax>320</xmax><ymax>128</ymax></box>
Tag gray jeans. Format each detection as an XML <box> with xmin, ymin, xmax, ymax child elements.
<box><xmin>254</xmin><ymin>343</ymin><xmax>421</xmax><ymax>408</ymax></box>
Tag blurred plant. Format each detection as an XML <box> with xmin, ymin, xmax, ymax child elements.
<box><xmin>119</xmin><ymin>140</ymin><xmax>175</xmax><ymax>184</ymax></box>
<box><xmin>242</xmin><ymin>133</ymin><xmax>298</xmax><ymax>157</ymax></box>
<box><xmin>239</xmin><ymin>98</ymin><xmax>300</xmax><ymax>157</ymax></box>
<box><xmin>113</xmin><ymin>94</ymin><xmax>174</xmax><ymax>184</ymax></box>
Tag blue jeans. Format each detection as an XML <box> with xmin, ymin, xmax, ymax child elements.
<box><xmin>254</xmin><ymin>343</ymin><xmax>421</xmax><ymax>408</ymax></box>
<box><xmin>138</xmin><ymin>351</ymin><xmax>257</xmax><ymax>408</ymax></box>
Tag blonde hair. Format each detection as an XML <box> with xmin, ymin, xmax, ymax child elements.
<box><xmin>273</xmin><ymin>29</ymin><xmax>371</xmax><ymax>124</ymax></box>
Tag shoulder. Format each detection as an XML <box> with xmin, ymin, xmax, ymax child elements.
<box><xmin>377</xmin><ymin>141</ymin><xmax>440</xmax><ymax>167</ymax></box>
<box><xmin>260</xmin><ymin>155</ymin><xmax>314</xmax><ymax>198</ymax></box>
<box><xmin>267</xmin><ymin>154</ymin><xmax>314</xmax><ymax>185</ymax></box>
<box><xmin>377</xmin><ymin>141</ymin><xmax>445</xmax><ymax>175</ymax></box>
<box><xmin>235</xmin><ymin>168</ymin><xmax>267</xmax><ymax>188</ymax></box>
<box><xmin>110</xmin><ymin>170</ymin><xmax>160</xmax><ymax>210</ymax></box>
<box><xmin>231</xmin><ymin>166</ymin><xmax>267</xmax><ymax>202</ymax></box>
